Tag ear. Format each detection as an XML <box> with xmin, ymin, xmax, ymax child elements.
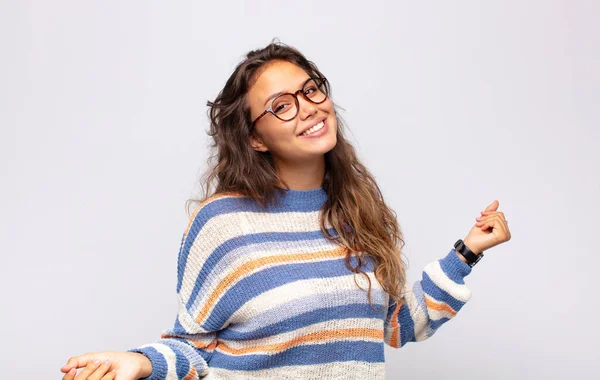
<box><xmin>249</xmin><ymin>132</ymin><xmax>269</xmax><ymax>152</ymax></box>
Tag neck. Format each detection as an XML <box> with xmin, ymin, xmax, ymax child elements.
<box><xmin>274</xmin><ymin>155</ymin><xmax>326</xmax><ymax>190</ymax></box>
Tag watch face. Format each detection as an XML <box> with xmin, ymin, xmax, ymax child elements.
<box><xmin>454</xmin><ymin>240</ymin><xmax>464</xmax><ymax>251</ymax></box>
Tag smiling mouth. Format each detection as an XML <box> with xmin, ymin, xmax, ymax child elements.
<box><xmin>298</xmin><ymin>120</ymin><xmax>326</xmax><ymax>137</ymax></box>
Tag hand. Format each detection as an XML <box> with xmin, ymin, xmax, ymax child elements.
<box><xmin>463</xmin><ymin>200</ymin><xmax>511</xmax><ymax>255</ymax></box>
<box><xmin>60</xmin><ymin>351</ymin><xmax>152</xmax><ymax>380</ymax></box>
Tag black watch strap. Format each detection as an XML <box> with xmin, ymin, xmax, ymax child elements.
<box><xmin>454</xmin><ymin>239</ymin><xmax>483</xmax><ymax>267</ymax></box>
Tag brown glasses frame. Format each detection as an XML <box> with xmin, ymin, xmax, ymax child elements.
<box><xmin>250</xmin><ymin>77</ymin><xmax>328</xmax><ymax>128</ymax></box>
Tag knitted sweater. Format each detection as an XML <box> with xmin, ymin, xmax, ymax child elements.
<box><xmin>128</xmin><ymin>187</ymin><xmax>473</xmax><ymax>379</ymax></box>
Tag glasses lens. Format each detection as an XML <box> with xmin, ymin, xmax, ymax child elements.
<box><xmin>303</xmin><ymin>78</ymin><xmax>327</xmax><ymax>103</ymax></box>
<box><xmin>272</xmin><ymin>94</ymin><xmax>298</xmax><ymax>121</ymax></box>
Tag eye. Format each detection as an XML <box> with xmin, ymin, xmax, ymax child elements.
<box><xmin>274</xmin><ymin>102</ymin><xmax>292</xmax><ymax>114</ymax></box>
<box><xmin>304</xmin><ymin>85</ymin><xmax>317</xmax><ymax>95</ymax></box>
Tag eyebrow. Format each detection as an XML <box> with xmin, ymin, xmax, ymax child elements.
<box><xmin>263</xmin><ymin>77</ymin><xmax>311</xmax><ymax>106</ymax></box>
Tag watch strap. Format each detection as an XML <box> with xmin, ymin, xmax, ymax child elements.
<box><xmin>454</xmin><ymin>239</ymin><xmax>483</xmax><ymax>267</ymax></box>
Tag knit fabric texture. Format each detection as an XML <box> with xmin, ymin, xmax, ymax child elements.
<box><xmin>127</xmin><ymin>187</ymin><xmax>473</xmax><ymax>379</ymax></box>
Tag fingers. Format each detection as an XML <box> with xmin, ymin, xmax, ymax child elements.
<box><xmin>475</xmin><ymin>214</ymin><xmax>504</xmax><ymax>227</ymax></box>
<box><xmin>101</xmin><ymin>371</ymin><xmax>116</xmax><ymax>380</ymax></box>
<box><xmin>87</xmin><ymin>359</ymin><xmax>112</xmax><ymax>380</ymax></box>
<box><xmin>73</xmin><ymin>358</ymin><xmax>103</xmax><ymax>380</ymax></box>
<box><xmin>484</xmin><ymin>200</ymin><xmax>499</xmax><ymax>212</ymax></box>
<box><xmin>61</xmin><ymin>353</ymin><xmax>95</xmax><ymax>372</ymax></box>
<box><xmin>478</xmin><ymin>211</ymin><xmax>506</xmax><ymax>222</ymax></box>
<box><xmin>62</xmin><ymin>367</ymin><xmax>77</xmax><ymax>380</ymax></box>
<box><xmin>477</xmin><ymin>219</ymin><xmax>496</xmax><ymax>231</ymax></box>
<box><xmin>476</xmin><ymin>214</ymin><xmax>511</xmax><ymax>240</ymax></box>
<box><xmin>475</xmin><ymin>214</ymin><xmax>506</xmax><ymax>231</ymax></box>
<box><xmin>61</xmin><ymin>357</ymin><xmax>116</xmax><ymax>380</ymax></box>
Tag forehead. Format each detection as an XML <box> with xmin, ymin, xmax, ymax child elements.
<box><xmin>249</xmin><ymin>60</ymin><xmax>310</xmax><ymax>102</ymax></box>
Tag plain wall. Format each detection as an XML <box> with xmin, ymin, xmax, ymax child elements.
<box><xmin>1</xmin><ymin>1</ymin><xmax>598</xmax><ymax>379</ymax></box>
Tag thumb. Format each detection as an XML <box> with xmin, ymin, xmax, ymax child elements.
<box><xmin>61</xmin><ymin>353</ymin><xmax>95</xmax><ymax>372</ymax></box>
<box><xmin>484</xmin><ymin>200</ymin><xmax>499</xmax><ymax>212</ymax></box>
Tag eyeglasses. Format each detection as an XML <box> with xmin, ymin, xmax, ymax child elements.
<box><xmin>251</xmin><ymin>77</ymin><xmax>328</xmax><ymax>127</ymax></box>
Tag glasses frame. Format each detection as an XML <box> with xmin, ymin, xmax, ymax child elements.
<box><xmin>250</xmin><ymin>77</ymin><xmax>328</xmax><ymax>128</ymax></box>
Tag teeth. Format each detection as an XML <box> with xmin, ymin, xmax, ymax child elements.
<box><xmin>300</xmin><ymin>121</ymin><xmax>325</xmax><ymax>136</ymax></box>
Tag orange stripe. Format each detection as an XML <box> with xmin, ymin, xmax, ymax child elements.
<box><xmin>184</xmin><ymin>192</ymin><xmax>245</xmax><ymax>237</ymax></box>
<box><xmin>183</xmin><ymin>367</ymin><xmax>197</xmax><ymax>380</ymax></box>
<box><xmin>388</xmin><ymin>302</ymin><xmax>402</xmax><ymax>348</ymax></box>
<box><xmin>217</xmin><ymin>328</ymin><xmax>383</xmax><ymax>355</ymax></box>
<box><xmin>191</xmin><ymin>339</ymin><xmax>218</xmax><ymax>350</ymax></box>
<box><xmin>425</xmin><ymin>296</ymin><xmax>457</xmax><ymax>316</ymax></box>
<box><xmin>195</xmin><ymin>247</ymin><xmax>349</xmax><ymax>324</ymax></box>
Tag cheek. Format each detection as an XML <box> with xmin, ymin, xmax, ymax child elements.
<box><xmin>320</xmin><ymin>98</ymin><xmax>335</xmax><ymax>113</ymax></box>
<box><xmin>258</xmin><ymin>122</ymin><xmax>294</xmax><ymax>149</ymax></box>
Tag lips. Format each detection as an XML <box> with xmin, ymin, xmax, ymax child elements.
<box><xmin>297</xmin><ymin>118</ymin><xmax>327</xmax><ymax>136</ymax></box>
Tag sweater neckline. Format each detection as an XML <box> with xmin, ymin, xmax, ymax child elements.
<box><xmin>274</xmin><ymin>186</ymin><xmax>328</xmax><ymax>211</ymax></box>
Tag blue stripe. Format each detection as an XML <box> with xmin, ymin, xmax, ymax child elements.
<box><xmin>218</xmin><ymin>303</ymin><xmax>384</xmax><ymax>340</ymax></box>
<box><xmin>429</xmin><ymin>317</ymin><xmax>451</xmax><ymax>330</ymax></box>
<box><xmin>172</xmin><ymin>348</ymin><xmax>190</xmax><ymax>379</ymax></box>
<box><xmin>421</xmin><ymin>272</ymin><xmax>466</xmax><ymax>312</ymax></box>
<box><xmin>439</xmin><ymin>249</ymin><xmax>472</xmax><ymax>284</ymax></box>
<box><xmin>209</xmin><ymin>341</ymin><xmax>384</xmax><ymax>370</ymax></box>
<box><xmin>238</xmin><ymin>190</ymin><xmax>327</xmax><ymax>213</ymax></box>
<box><xmin>172</xmin><ymin>316</ymin><xmax>184</xmax><ymax>333</ymax></box>
<box><xmin>203</xmin><ymin>257</ymin><xmax>354</xmax><ymax>329</ymax></box>
<box><xmin>397</xmin><ymin>302</ymin><xmax>415</xmax><ymax>347</ymax></box>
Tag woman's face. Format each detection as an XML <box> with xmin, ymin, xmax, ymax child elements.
<box><xmin>247</xmin><ymin>60</ymin><xmax>337</xmax><ymax>164</ymax></box>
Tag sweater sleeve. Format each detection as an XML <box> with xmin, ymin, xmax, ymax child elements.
<box><xmin>127</xmin><ymin>202</ymin><xmax>228</xmax><ymax>379</ymax></box>
<box><xmin>384</xmin><ymin>248</ymin><xmax>473</xmax><ymax>348</ymax></box>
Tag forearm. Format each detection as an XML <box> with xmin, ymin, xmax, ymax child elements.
<box><xmin>385</xmin><ymin>249</ymin><xmax>473</xmax><ymax>348</ymax></box>
<box><xmin>131</xmin><ymin>353</ymin><xmax>152</xmax><ymax>379</ymax></box>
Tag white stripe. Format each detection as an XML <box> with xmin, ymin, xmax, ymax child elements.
<box><xmin>204</xmin><ymin>361</ymin><xmax>386</xmax><ymax>380</ymax></box>
<box><xmin>424</xmin><ymin>260</ymin><xmax>472</xmax><ymax>302</ymax></box>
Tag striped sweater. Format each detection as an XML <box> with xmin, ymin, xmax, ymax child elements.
<box><xmin>128</xmin><ymin>187</ymin><xmax>473</xmax><ymax>379</ymax></box>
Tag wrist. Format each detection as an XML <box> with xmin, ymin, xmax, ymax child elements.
<box><xmin>454</xmin><ymin>238</ymin><xmax>484</xmax><ymax>268</ymax></box>
<box><xmin>454</xmin><ymin>249</ymin><xmax>468</xmax><ymax>263</ymax></box>
<box><xmin>462</xmin><ymin>237</ymin><xmax>481</xmax><ymax>255</ymax></box>
<box><xmin>133</xmin><ymin>353</ymin><xmax>153</xmax><ymax>378</ymax></box>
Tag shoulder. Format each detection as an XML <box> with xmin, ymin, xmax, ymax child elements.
<box><xmin>183</xmin><ymin>192</ymin><xmax>255</xmax><ymax>244</ymax></box>
<box><xmin>183</xmin><ymin>191</ymin><xmax>249</xmax><ymax>241</ymax></box>
<box><xmin>176</xmin><ymin>191</ymin><xmax>250</xmax><ymax>288</ymax></box>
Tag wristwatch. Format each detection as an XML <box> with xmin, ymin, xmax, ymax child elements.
<box><xmin>454</xmin><ymin>239</ymin><xmax>483</xmax><ymax>267</ymax></box>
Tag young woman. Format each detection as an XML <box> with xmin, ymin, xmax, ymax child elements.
<box><xmin>60</xmin><ymin>41</ymin><xmax>511</xmax><ymax>380</ymax></box>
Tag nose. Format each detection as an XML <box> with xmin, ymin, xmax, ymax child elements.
<box><xmin>297</xmin><ymin>94</ymin><xmax>318</xmax><ymax>120</ymax></box>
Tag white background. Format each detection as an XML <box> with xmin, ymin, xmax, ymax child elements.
<box><xmin>1</xmin><ymin>1</ymin><xmax>598</xmax><ymax>379</ymax></box>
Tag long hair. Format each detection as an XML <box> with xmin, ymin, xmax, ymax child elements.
<box><xmin>188</xmin><ymin>39</ymin><xmax>407</xmax><ymax>310</ymax></box>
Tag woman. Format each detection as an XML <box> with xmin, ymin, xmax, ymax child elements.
<box><xmin>60</xmin><ymin>40</ymin><xmax>511</xmax><ymax>380</ymax></box>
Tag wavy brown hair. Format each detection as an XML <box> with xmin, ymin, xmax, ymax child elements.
<box><xmin>188</xmin><ymin>39</ymin><xmax>407</xmax><ymax>310</ymax></box>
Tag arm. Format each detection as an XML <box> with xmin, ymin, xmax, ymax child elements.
<box><xmin>127</xmin><ymin>203</ymin><xmax>227</xmax><ymax>379</ymax></box>
<box><xmin>384</xmin><ymin>248</ymin><xmax>473</xmax><ymax>348</ymax></box>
